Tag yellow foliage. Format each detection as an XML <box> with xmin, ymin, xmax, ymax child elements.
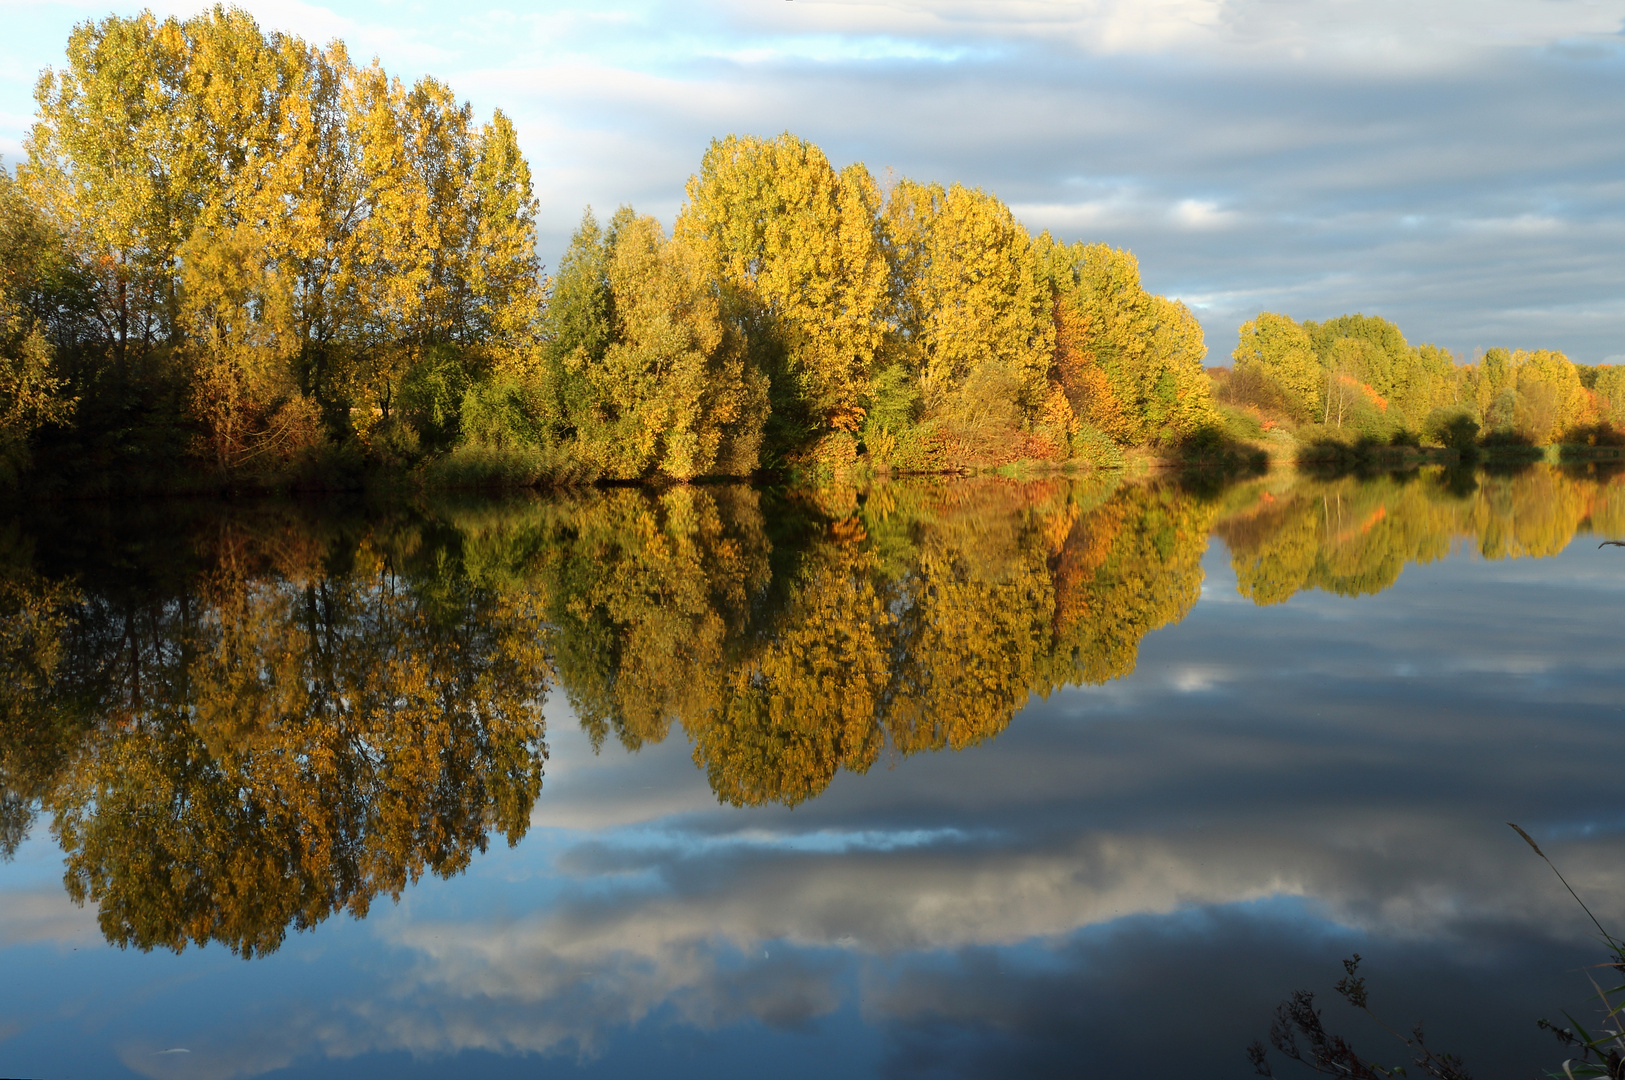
<box><xmin>1232</xmin><ymin>312</ymin><xmax>1322</xmax><ymax>422</ymax></box>
<box><xmin>1051</xmin><ymin>240</ymin><xmax>1217</xmax><ymax>445</ymax></box>
<box><xmin>1510</xmin><ymin>348</ymin><xmax>1587</xmax><ymax>443</ymax></box>
<box><xmin>178</xmin><ymin>224</ymin><xmax>310</xmax><ymax>472</ymax></box>
<box><xmin>676</xmin><ymin>134</ymin><xmax>889</xmax><ymax>431</ymax></box>
<box><xmin>885</xmin><ymin>180</ymin><xmax>1054</xmax><ymax>422</ymax></box>
<box><xmin>1216</xmin><ymin>465</ymin><xmax>1620</xmax><ymax>606</ymax></box>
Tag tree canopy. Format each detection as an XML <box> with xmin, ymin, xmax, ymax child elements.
<box><xmin>2</xmin><ymin>15</ymin><xmax>1221</xmax><ymax>490</ymax></box>
<box><xmin>1220</xmin><ymin>309</ymin><xmax>1613</xmax><ymax>449</ymax></box>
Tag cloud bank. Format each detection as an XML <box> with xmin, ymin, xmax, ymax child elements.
<box><xmin>4</xmin><ymin>0</ymin><xmax>1624</xmax><ymax>362</ymax></box>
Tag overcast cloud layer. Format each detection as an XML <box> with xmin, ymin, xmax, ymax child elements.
<box><xmin>4</xmin><ymin>0</ymin><xmax>1624</xmax><ymax>363</ymax></box>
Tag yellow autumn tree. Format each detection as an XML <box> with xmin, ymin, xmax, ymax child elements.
<box><xmin>883</xmin><ymin>180</ymin><xmax>1057</xmax><ymax>458</ymax></box>
<box><xmin>22</xmin><ymin>9</ymin><xmax>305</xmax><ymax>373</ymax></box>
<box><xmin>1050</xmin><ymin>240</ymin><xmax>1217</xmax><ymax>445</ymax></box>
<box><xmin>1511</xmin><ymin>348</ymin><xmax>1587</xmax><ymax>443</ymax></box>
<box><xmin>177</xmin><ymin>224</ymin><xmax>318</xmax><ymax>474</ymax></box>
<box><xmin>244</xmin><ymin>38</ymin><xmax>367</xmax><ymax>416</ymax></box>
<box><xmin>594</xmin><ymin>212</ymin><xmax>765</xmax><ymax>479</ymax></box>
<box><xmin>1231</xmin><ymin>312</ymin><xmax>1323</xmax><ymax>422</ymax></box>
<box><xmin>19</xmin><ymin>9</ymin><xmax>544</xmax><ymax>474</ymax></box>
<box><xmin>0</xmin><ymin>170</ymin><xmax>77</xmax><ymax>483</ymax></box>
<box><xmin>537</xmin><ymin>207</ymin><xmax>769</xmax><ymax>480</ymax></box>
<box><xmin>675</xmin><ymin>133</ymin><xmax>889</xmax><ymax>439</ymax></box>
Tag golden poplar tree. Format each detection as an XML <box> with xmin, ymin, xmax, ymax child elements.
<box><xmin>675</xmin><ymin>134</ymin><xmax>888</xmax><ymax>437</ymax></box>
<box><xmin>469</xmin><ymin>110</ymin><xmax>544</xmax><ymax>373</ymax></box>
<box><xmin>0</xmin><ymin>171</ymin><xmax>77</xmax><ymax>482</ymax></box>
<box><xmin>590</xmin><ymin>211</ymin><xmax>765</xmax><ymax>478</ymax></box>
<box><xmin>22</xmin><ymin>12</ymin><xmax>193</xmax><ymax>372</ymax></box>
<box><xmin>22</xmin><ymin>9</ymin><xmax>302</xmax><ymax>371</ymax></box>
<box><xmin>1049</xmin><ymin>241</ymin><xmax>1217</xmax><ymax>445</ymax></box>
<box><xmin>1510</xmin><ymin>348</ymin><xmax>1587</xmax><ymax>442</ymax></box>
<box><xmin>247</xmin><ymin>39</ymin><xmax>367</xmax><ymax>415</ymax></box>
<box><xmin>883</xmin><ymin>180</ymin><xmax>1055</xmax><ymax>440</ymax></box>
<box><xmin>177</xmin><ymin>224</ymin><xmax>317</xmax><ymax>474</ymax></box>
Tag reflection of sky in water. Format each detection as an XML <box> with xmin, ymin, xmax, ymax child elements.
<box><xmin>3</xmin><ymin>519</ymin><xmax>1625</xmax><ymax>1079</ymax></box>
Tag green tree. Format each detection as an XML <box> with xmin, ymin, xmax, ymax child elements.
<box><xmin>1232</xmin><ymin>312</ymin><xmax>1322</xmax><ymax>422</ymax></box>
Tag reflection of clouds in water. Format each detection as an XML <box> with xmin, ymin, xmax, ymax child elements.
<box><xmin>1167</xmin><ymin>664</ymin><xmax>1232</xmax><ymax>693</ymax></box>
<box><xmin>120</xmin><ymin>1035</ymin><xmax>295</xmax><ymax>1080</ymax></box>
<box><xmin>9</xmin><ymin>490</ymin><xmax>1625</xmax><ymax>1078</ymax></box>
<box><xmin>0</xmin><ymin>886</ymin><xmax>101</xmax><ymax>948</ymax></box>
<box><xmin>301</xmin><ymin>534</ymin><xmax>1625</xmax><ymax>1066</ymax></box>
<box><xmin>863</xmin><ymin>903</ymin><xmax>1595</xmax><ymax>1078</ymax></box>
<box><xmin>134</xmin><ymin>809</ymin><xmax>1612</xmax><ymax>1076</ymax></box>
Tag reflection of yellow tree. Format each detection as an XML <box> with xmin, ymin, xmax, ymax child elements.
<box><xmin>536</xmin><ymin>485</ymin><xmax>769</xmax><ymax>751</ymax></box>
<box><xmin>886</xmin><ymin>542</ymin><xmax>1052</xmax><ymax>754</ymax></box>
<box><xmin>51</xmin><ymin>463</ymin><xmax>1622</xmax><ymax>907</ymax></box>
<box><xmin>1219</xmin><ymin>466</ymin><xmax>1623</xmax><ymax>605</ymax></box>
<box><xmin>536</xmin><ymin>475</ymin><xmax>1221</xmax><ymax>807</ymax></box>
<box><xmin>1044</xmin><ymin>483</ymin><xmax>1217</xmax><ymax>685</ymax></box>
<box><xmin>692</xmin><ymin>540</ymin><xmax>890</xmax><ymax>807</ymax></box>
<box><xmin>886</xmin><ymin>480</ymin><xmax>1075</xmax><ymax>754</ymax></box>
<box><xmin>1470</xmin><ymin>468</ymin><xmax>1593</xmax><ymax>560</ymax></box>
<box><xmin>0</xmin><ymin>533</ymin><xmax>82</xmax><ymax>858</ymax></box>
<box><xmin>34</xmin><ymin>519</ymin><xmax>550</xmax><ymax>957</ymax></box>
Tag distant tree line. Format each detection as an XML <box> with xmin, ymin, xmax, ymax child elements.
<box><xmin>1219</xmin><ymin>310</ymin><xmax>1625</xmax><ymax>450</ymax></box>
<box><xmin>0</xmin><ymin>8</ymin><xmax>1221</xmax><ymax>491</ymax></box>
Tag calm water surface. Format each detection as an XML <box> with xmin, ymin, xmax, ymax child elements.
<box><xmin>2</xmin><ymin>465</ymin><xmax>1623</xmax><ymax>1079</ymax></box>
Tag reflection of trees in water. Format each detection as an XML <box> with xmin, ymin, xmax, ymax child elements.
<box><xmin>533</xmin><ymin>477</ymin><xmax>1218</xmax><ymax>807</ymax></box>
<box><xmin>1216</xmin><ymin>467</ymin><xmax>1625</xmax><ymax>605</ymax></box>
<box><xmin>0</xmin><ymin>512</ymin><xmax>550</xmax><ymax>957</ymax></box>
<box><xmin>6</xmin><ymin>466</ymin><xmax>1616</xmax><ymax>955</ymax></box>
<box><xmin>0</xmin><ymin>526</ymin><xmax>80</xmax><ymax>860</ymax></box>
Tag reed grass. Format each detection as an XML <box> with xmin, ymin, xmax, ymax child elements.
<box><xmin>1249</xmin><ymin>823</ymin><xmax>1625</xmax><ymax>1079</ymax></box>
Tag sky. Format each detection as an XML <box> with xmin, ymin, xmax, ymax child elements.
<box><xmin>3</xmin><ymin>0</ymin><xmax>1625</xmax><ymax>364</ymax></box>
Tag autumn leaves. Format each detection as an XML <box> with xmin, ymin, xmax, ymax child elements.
<box><xmin>537</xmin><ymin>133</ymin><xmax>1223</xmax><ymax>481</ymax></box>
<box><xmin>7</xmin><ymin>8</ymin><xmax>542</xmax><ymax>484</ymax></box>
<box><xmin>1226</xmin><ymin>311</ymin><xmax>1621</xmax><ymax>448</ymax></box>
<box><xmin>3</xmin><ymin>10</ymin><xmax>1221</xmax><ymax>489</ymax></box>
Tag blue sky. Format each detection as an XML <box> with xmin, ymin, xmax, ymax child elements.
<box><xmin>4</xmin><ymin>0</ymin><xmax>1625</xmax><ymax>363</ymax></box>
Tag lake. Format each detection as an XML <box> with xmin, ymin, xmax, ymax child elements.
<box><xmin>2</xmin><ymin>464</ymin><xmax>1623</xmax><ymax>1079</ymax></box>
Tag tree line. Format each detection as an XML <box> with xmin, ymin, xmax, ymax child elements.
<box><xmin>1221</xmin><ymin>310</ymin><xmax>1625</xmax><ymax>450</ymax></box>
<box><xmin>0</xmin><ymin>7</ymin><xmax>1220</xmax><ymax>492</ymax></box>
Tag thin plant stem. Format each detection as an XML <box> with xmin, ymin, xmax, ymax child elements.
<box><xmin>1509</xmin><ymin>823</ymin><xmax>1620</xmax><ymax>952</ymax></box>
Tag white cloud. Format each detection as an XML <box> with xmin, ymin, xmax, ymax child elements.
<box><xmin>1170</xmin><ymin>197</ymin><xmax>1239</xmax><ymax>230</ymax></box>
<box><xmin>0</xmin><ymin>887</ymin><xmax>102</xmax><ymax>948</ymax></box>
<box><xmin>5</xmin><ymin>0</ymin><xmax>1625</xmax><ymax>361</ymax></box>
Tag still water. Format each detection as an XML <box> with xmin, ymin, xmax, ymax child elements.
<box><xmin>2</xmin><ymin>465</ymin><xmax>1623</xmax><ymax>1079</ymax></box>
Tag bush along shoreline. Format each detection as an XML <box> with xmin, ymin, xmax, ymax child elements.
<box><xmin>1215</xmin><ymin>312</ymin><xmax>1625</xmax><ymax>470</ymax></box>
